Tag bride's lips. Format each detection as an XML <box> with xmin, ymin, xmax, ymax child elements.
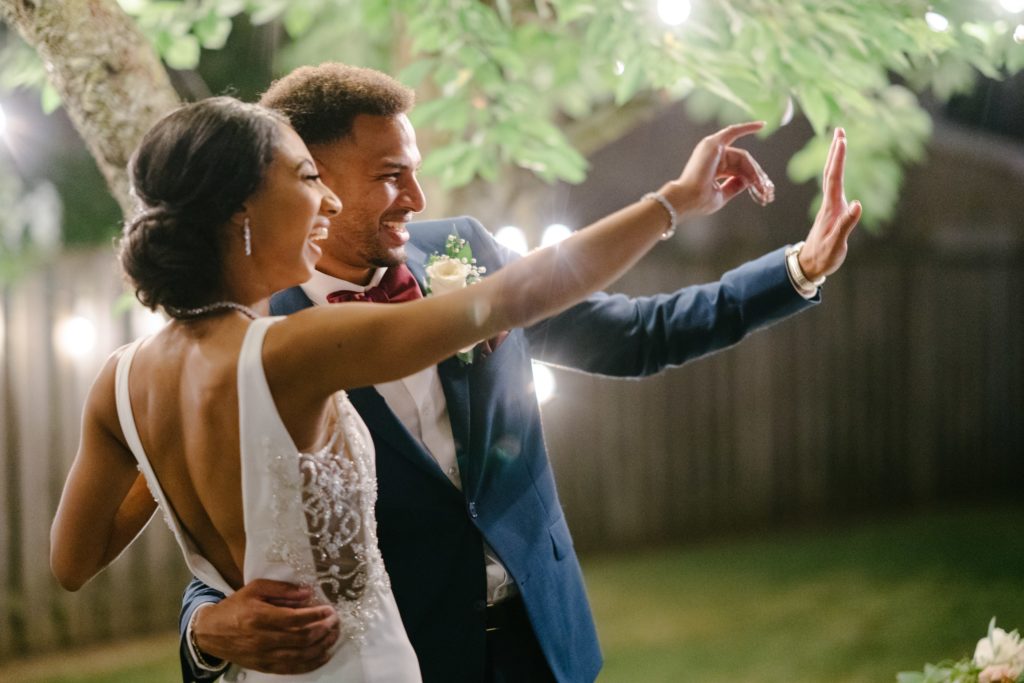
<box><xmin>382</xmin><ymin>220</ymin><xmax>410</xmax><ymax>247</ymax></box>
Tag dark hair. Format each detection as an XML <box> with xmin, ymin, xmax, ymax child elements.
<box><xmin>259</xmin><ymin>62</ymin><xmax>415</xmax><ymax>146</ymax></box>
<box><xmin>119</xmin><ymin>96</ymin><xmax>288</xmax><ymax>314</ymax></box>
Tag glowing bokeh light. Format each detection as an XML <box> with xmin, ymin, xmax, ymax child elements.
<box><xmin>133</xmin><ymin>306</ymin><xmax>168</xmax><ymax>337</ymax></box>
<box><xmin>495</xmin><ymin>226</ymin><xmax>529</xmax><ymax>255</ymax></box>
<box><xmin>541</xmin><ymin>223</ymin><xmax>572</xmax><ymax>248</ymax></box>
<box><xmin>925</xmin><ymin>11</ymin><xmax>950</xmax><ymax>32</ymax></box>
<box><xmin>56</xmin><ymin>315</ymin><xmax>97</xmax><ymax>359</ymax></box>
<box><xmin>657</xmin><ymin>0</ymin><xmax>692</xmax><ymax>26</ymax></box>
<box><xmin>1015</xmin><ymin>24</ymin><xmax>1024</xmax><ymax>42</ymax></box>
<box><xmin>532</xmin><ymin>361</ymin><xmax>556</xmax><ymax>405</ymax></box>
<box><xmin>1000</xmin><ymin>0</ymin><xmax>1024</xmax><ymax>14</ymax></box>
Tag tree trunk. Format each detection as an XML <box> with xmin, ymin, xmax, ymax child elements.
<box><xmin>0</xmin><ymin>0</ymin><xmax>180</xmax><ymax>216</ymax></box>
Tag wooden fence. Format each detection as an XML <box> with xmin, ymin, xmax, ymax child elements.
<box><xmin>1</xmin><ymin>251</ymin><xmax>189</xmax><ymax>662</ymax></box>
<box><xmin>1</xmin><ymin>120</ymin><xmax>1022</xmax><ymax>661</ymax></box>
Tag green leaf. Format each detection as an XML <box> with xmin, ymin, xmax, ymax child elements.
<box><xmin>248</xmin><ymin>0</ymin><xmax>288</xmax><ymax>25</ymax></box>
<box><xmin>397</xmin><ymin>58</ymin><xmax>435</xmax><ymax>89</ymax></box>
<box><xmin>613</xmin><ymin>59</ymin><xmax>646</xmax><ymax>105</ymax></box>
<box><xmin>407</xmin><ymin>96</ymin><xmax>451</xmax><ymax>128</ymax></box>
<box><xmin>40</xmin><ymin>83</ymin><xmax>61</xmax><ymax>114</ymax></box>
<box><xmin>163</xmin><ymin>33</ymin><xmax>201</xmax><ymax>69</ymax></box>
<box><xmin>896</xmin><ymin>673</ymin><xmax>926</xmax><ymax>683</ymax></box>
<box><xmin>193</xmin><ymin>12</ymin><xmax>233</xmax><ymax>49</ymax></box>
<box><xmin>283</xmin><ymin>4</ymin><xmax>317</xmax><ymax>38</ymax></box>
<box><xmin>795</xmin><ymin>86</ymin><xmax>831</xmax><ymax>136</ymax></box>
<box><xmin>213</xmin><ymin>0</ymin><xmax>246</xmax><ymax>17</ymax></box>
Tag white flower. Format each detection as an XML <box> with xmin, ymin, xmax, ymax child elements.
<box><xmin>974</xmin><ymin>622</ymin><xmax>1024</xmax><ymax>669</ymax></box>
<box><xmin>425</xmin><ymin>256</ymin><xmax>473</xmax><ymax>296</ymax></box>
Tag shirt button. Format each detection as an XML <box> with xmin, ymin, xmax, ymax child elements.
<box><xmin>448</xmin><ymin>466</ymin><xmax>456</xmax><ymax>475</ymax></box>
<box><xmin>468</xmin><ymin>501</ymin><xmax>478</xmax><ymax>518</ymax></box>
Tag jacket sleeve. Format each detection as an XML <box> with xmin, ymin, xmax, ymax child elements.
<box><xmin>179</xmin><ymin>576</ymin><xmax>227</xmax><ymax>683</ymax></box>
<box><xmin>523</xmin><ymin>246</ymin><xmax>818</xmax><ymax>377</ymax></box>
<box><xmin>424</xmin><ymin>216</ymin><xmax>817</xmax><ymax>377</ymax></box>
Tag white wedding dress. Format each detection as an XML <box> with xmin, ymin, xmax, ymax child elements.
<box><xmin>114</xmin><ymin>317</ymin><xmax>422</xmax><ymax>682</ymax></box>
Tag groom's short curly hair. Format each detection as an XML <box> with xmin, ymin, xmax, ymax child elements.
<box><xmin>259</xmin><ymin>62</ymin><xmax>415</xmax><ymax>146</ymax></box>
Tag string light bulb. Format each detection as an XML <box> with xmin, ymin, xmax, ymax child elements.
<box><xmin>925</xmin><ymin>11</ymin><xmax>950</xmax><ymax>32</ymax></box>
<box><xmin>541</xmin><ymin>223</ymin><xmax>572</xmax><ymax>247</ymax></box>
<box><xmin>55</xmin><ymin>315</ymin><xmax>97</xmax><ymax>360</ymax></box>
<box><xmin>495</xmin><ymin>226</ymin><xmax>528</xmax><ymax>255</ymax></box>
<box><xmin>656</xmin><ymin>0</ymin><xmax>692</xmax><ymax>27</ymax></box>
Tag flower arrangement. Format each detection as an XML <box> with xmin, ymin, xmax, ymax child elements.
<box><xmin>898</xmin><ymin>619</ymin><xmax>1024</xmax><ymax>683</ymax></box>
<box><xmin>424</xmin><ymin>232</ymin><xmax>486</xmax><ymax>364</ymax></box>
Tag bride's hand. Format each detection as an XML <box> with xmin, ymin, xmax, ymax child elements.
<box><xmin>663</xmin><ymin>121</ymin><xmax>775</xmax><ymax>217</ymax></box>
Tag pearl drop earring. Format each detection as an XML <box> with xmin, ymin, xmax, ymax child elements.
<box><xmin>243</xmin><ymin>217</ymin><xmax>252</xmax><ymax>256</ymax></box>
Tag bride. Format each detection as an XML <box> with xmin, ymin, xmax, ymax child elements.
<box><xmin>49</xmin><ymin>96</ymin><xmax>858</xmax><ymax>681</ymax></box>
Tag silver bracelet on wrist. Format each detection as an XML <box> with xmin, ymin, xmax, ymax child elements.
<box><xmin>785</xmin><ymin>241</ymin><xmax>825</xmax><ymax>294</ymax></box>
<box><xmin>642</xmin><ymin>191</ymin><xmax>678</xmax><ymax>240</ymax></box>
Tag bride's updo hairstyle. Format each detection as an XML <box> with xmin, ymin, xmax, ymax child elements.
<box><xmin>119</xmin><ymin>96</ymin><xmax>287</xmax><ymax>315</ymax></box>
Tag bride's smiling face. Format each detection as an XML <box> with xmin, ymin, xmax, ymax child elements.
<box><xmin>243</xmin><ymin>123</ymin><xmax>342</xmax><ymax>289</ymax></box>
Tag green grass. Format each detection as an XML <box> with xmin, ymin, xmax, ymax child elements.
<box><xmin>3</xmin><ymin>503</ymin><xmax>1022</xmax><ymax>682</ymax></box>
<box><xmin>586</xmin><ymin>503</ymin><xmax>1024</xmax><ymax>682</ymax></box>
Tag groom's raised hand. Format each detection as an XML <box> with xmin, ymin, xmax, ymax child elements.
<box><xmin>797</xmin><ymin>127</ymin><xmax>862</xmax><ymax>281</ymax></box>
<box><xmin>192</xmin><ymin>579</ymin><xmax>339</xmax><ymax>675</ymax></box>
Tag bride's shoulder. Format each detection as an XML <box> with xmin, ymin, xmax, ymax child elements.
<box><xmin>81</xmin><ymin>342</ymin><xmax>137</xmax><ymax>443</ymax></box>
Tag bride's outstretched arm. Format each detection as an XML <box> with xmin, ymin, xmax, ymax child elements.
<box><xmin>50</xmin><ymin>353</ymin><xmax>157</xmax><ymax>591</ymax></box>
<box><xmin>267</xmin><ymin>122</ymin><xmax>782</xmax><ymax>399</ymax></box>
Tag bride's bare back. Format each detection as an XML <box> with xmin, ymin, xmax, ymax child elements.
<box><xmin>112</xmin><ymin>316</ymin><xmax>337</xmax><ymax>590</ymax></box>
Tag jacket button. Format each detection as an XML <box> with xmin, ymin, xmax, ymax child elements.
<box><xmin>468</xmin><ymin>502</ymin><xmax>478</xmax><ymax>518</ymax></box>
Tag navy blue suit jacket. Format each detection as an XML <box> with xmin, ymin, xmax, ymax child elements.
<box><xmin>179</xmin><ymin>216</ymin><xmax>815</xmax><ymax>683</ymax></box>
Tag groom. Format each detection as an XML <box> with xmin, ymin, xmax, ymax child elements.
<box><xmin>180</xmin><ymin>63</ymin><xmax>857</xmax><ymax>682</ymax></box>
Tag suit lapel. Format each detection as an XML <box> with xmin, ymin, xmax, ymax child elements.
<box><xmin>437</xmin><ymin>357</ymin><xmax>473</xmax><ymax>494</ymax></box>
<box><xmin>346</xmin><ymin>387</ymin><xmax>455</xmax><ymax>488</ymax></box>
<box><xmin>408</xmin><ymin>230</ymin><xmax>475</xmax><ymax>493</ymax></box>
<box><xmin>404</xmin><ymin>241</ymin><xmax>429</xmax><ymax>293</ymax></box>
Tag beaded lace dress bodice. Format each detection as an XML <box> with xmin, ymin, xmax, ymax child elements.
<box><xmin>114</xmin><ymin>317</ymin><xmax>421</xmax><ymax>682</ymax></box>
<box><xmin>264</xmin><ymin>391</ymin><xmax>392</xmax><ymax>645</ymax></box>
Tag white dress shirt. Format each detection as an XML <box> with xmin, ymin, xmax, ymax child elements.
<box><xmin>300</xmin><ymin>268</ymin><xmax>516</xmax><ymax>604</ymax></box>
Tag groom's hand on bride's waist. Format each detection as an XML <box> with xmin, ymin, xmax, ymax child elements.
<box><xmin>192</xmin><ymin>579</ymin><xmax>340</xmax><ymax>675</ymax></box>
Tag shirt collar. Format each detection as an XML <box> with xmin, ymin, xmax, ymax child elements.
<box><xmin>300</xmin><ymin>267</ymin><xmax>387</xmax><ymax>307</ymax></box>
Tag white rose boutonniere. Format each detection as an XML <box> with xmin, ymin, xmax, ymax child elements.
<box><xmin>425</xmin><ymin>232</ymin><xmax>486</xmax><ymax>364</ymax></box>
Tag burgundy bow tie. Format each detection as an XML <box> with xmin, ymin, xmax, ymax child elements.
<box><xmin>325</xmin><ymin>262</ymin><xmax>508</xmax><ymax>359</ymax></box>
<box><xmin>326</xmin><ymin>264</ymin><xmax>423</xmax><ymax>304</ymax></box>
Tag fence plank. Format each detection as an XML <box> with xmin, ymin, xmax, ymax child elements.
<box><xmin>1</xmin><ymin>288</ymin><xmax>12</xmax><ymax>659</ymax></box>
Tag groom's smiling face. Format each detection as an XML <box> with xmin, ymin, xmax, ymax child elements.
<box><xmin>311</xmin><ymin>113</ymin><xmax>426</xmax><ymax>285</ymax></box>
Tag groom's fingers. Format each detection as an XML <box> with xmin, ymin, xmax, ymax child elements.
<box><xmin>247</xmin><ymin>578</ymin><xmax>313</xmax><ymax>606</ymax></box>
<box><xmin>256</xmin><ymin>604</ymin><xmax>338</xmax><ymax>646</ymax></box>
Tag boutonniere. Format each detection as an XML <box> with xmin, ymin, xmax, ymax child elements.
<box><xmin>425</xmin><ymin>233</ymin><xmax>487</xmax><ymax>364</ymax></box>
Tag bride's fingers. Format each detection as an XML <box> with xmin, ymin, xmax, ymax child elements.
<box><xmin>717</xmin><ymin>150</ymin><xmax>774</xmax><ymax>208</ymax></box>
<box><xmin>714</xmin><ymin>120</ymin><xmax>766</xmax><ymax>147</ymax></box>
<box><xmin>718</xmin><ymin>175</ymin><xmax>748</xmax><ymax>203</ymax></box>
